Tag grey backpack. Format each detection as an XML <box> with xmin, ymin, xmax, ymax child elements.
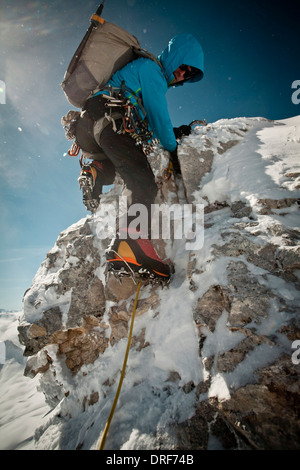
<box><xmin>61</xmin><ymin>1</ymin><xmax>163</xmax><ymax>108</ymax></box>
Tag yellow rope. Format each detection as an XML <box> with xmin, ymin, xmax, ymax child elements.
<box><xmin>98</xmin><ymin>280</ymin><xmax>142</xmax><ymax>450</ymax></box>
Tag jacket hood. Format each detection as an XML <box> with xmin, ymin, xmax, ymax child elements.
<box><xmin>158</xmin><ymin>33</ymin><xmax>204</xmax><ymax>87</ymax></box>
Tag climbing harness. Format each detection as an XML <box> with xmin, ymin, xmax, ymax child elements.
<box><xmin>68</xmin><ymin>142</ymin><xmax>81</xmax><ymax>157</ymax></box>
<box><xmin>102</xmin><ymin>86</ymin><xmax>155</xmax><ymax>155</ymax></box>
<box><xmin>61</xmin><ymin>110</ymin><xmax>83</xmax><ymax>158</ymax></box>
<box><xmin>62</xmin><ymin>84</ymin><xmax>156</xmax><ymax>168</ymax></box>
<box><xmin>98</xmin><ymin>280</ymin><xmax>142</xmax><ymax>450</ymax></box>
<box><xmin>61</xmin><ymin>110</ymin><xmax>81</xmax><ymax>145</ymax></box>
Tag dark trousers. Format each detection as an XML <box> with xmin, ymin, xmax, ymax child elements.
<box><xmin>99</xmin><ymin>124</ymin><xmax>157</xmax><ymax>209</ymax></box>
<box><xmin>75</xmin><ymin>97</ymin><xmax>158</xmax><ymax>234</ymax></box>
<box><xmin>99</xmin><ymin>125</ymin><xmax>157</xmax><ymax>235</ymax></box>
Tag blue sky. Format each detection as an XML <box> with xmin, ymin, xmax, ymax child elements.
<box><xmin>0</xmin><ymin>0</ymin><xmax>299</xmax><ymax>310</ymax></box>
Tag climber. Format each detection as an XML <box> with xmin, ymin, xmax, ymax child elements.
<box><xmin>75</xmin><ymin>33</ymin><xmax>204</xmax><ymax>281</ymax></box>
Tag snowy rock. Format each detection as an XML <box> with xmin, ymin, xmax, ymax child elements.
<box><xmin>178</xmin><ymin>117</ymin><xmax>249</xmax><ymax>203</ymax></box>
<box><xmin>219</xmin><ymin>355</ymin><xmax>300</xmax><ymax>450</ymax></box>
<box><xmin>18</xmin><ymin>306</ymin><xmax>63</xmax><ymax>356</ymax></box>
<box><xmin>24</xmin><ymin>349</ymin><xmax>52</xmax><ymax>378</ymax></box>
<box><xmin>16</xmin><ymin>116</ymin><xmax>300</xmax><ymax>450</ymax></box>
<box><xmin>51</xmin><ymin>316</ymin><xmax>109</xmax><ymax>374</ymax></box>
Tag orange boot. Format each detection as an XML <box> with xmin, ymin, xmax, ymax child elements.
<box><xmin>106</xmin><ymin>236</ymin><xmax>171</xmax><ymax>283</ymax></box>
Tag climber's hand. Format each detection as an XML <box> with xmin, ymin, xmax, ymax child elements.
<box><xmin>173</xmin><ymin>125</ymin><xmax>191</xmax><ymax>139</ymax></box>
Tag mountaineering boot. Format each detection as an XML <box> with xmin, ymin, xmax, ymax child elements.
<box><xmin>78</xmin><ymin>161</ymin><xmax>103</xmax><ymax>213</ymax></box>
<box><xmin>106</xmin><ymin>236</ymin><xmax>171</xmax><ymax>283</ymax></box>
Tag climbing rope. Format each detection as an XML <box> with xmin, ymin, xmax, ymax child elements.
<box><xmin>98</xmin><ymin>280</ymin><xmax>142</xmax><ymax>450</ymax></box>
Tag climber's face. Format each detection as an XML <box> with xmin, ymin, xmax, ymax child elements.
<box><xmin>172</xmin><ymin>65</ymin><xmax>197</xmax><ymax>84</ymax></box>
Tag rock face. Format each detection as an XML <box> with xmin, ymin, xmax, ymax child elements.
<box><xmin>18</xmin><ymin>117</ymin><xmax>300</xmax><ymax>450</ymax></box>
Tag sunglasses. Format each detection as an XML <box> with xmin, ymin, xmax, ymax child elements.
<box><xmin>179</xmin><ymin>64</ymin><xmax>198</xmax><ymax>81</ymax></box>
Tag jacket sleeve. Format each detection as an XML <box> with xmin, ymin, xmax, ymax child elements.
<box><xmin>137</xmin><ymin>60</ymin><xmax>177</xmax><ymax>153</ymax></box>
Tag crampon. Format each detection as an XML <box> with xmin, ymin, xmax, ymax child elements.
<box><xmin>78</xmin><ymin>164</ymin><xmax>100</xmax><ymax>213</ymax></box>
<box><xmin>105</xmin><ymin>238</ymin><xmax>173</xmax><ymax>286</ymax></box>
<box><xmin>106</xmin><ymin>261</ymin><xmax>172</xmax><ymax>286</ymax></box>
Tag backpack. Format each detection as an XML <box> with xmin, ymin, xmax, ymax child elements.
<box><xmin>61</xmin><ymin>1</ymin><xmax>163</xmax><ymax>109</ymax></box>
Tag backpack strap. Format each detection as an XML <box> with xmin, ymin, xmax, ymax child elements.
<box><xmin>133</xmin><ymin>47</ymin><xmax>167</xmax><ymax>80</ymax></box>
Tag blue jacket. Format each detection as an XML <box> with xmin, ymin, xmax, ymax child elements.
<box><xmin>97</xmin><ymin>33</ymin><xmax>204</xmax><ymax>152</ymax></box>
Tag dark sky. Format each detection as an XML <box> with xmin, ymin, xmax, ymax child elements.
<box><xmin>0</xmin><ymin>0</ymin><xmax>299</xmax><ymax>309</ymax></box>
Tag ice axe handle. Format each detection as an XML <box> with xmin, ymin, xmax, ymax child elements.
<box><xmin>96</xmin><ymin>0</ymin><xmax>106</xmax><ymax>15</ymax></box>
<box><xmin>189</xmin><ymin>119</ymin><xmax>207</xmax><ymax>128</ymax></box>
<box><xmin>91</xmin><ymin>1</ymin><xmax>106</xmax><ymax>25</ymax></box>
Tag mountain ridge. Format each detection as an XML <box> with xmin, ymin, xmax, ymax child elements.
<box><xmin>16</xmin><ymin>115</ymin><xmax>300</xmax><ymax>449</ymax></box>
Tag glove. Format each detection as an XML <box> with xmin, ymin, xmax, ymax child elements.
<box><xmin>169</xmin><ymin>146</ymin><xmax>181</xmax><ymax>175</ymax></box>
<box><xmin>173</xmin><ymin>125</ymin><xmax>191</xmax><ymax>139</ymax></box>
